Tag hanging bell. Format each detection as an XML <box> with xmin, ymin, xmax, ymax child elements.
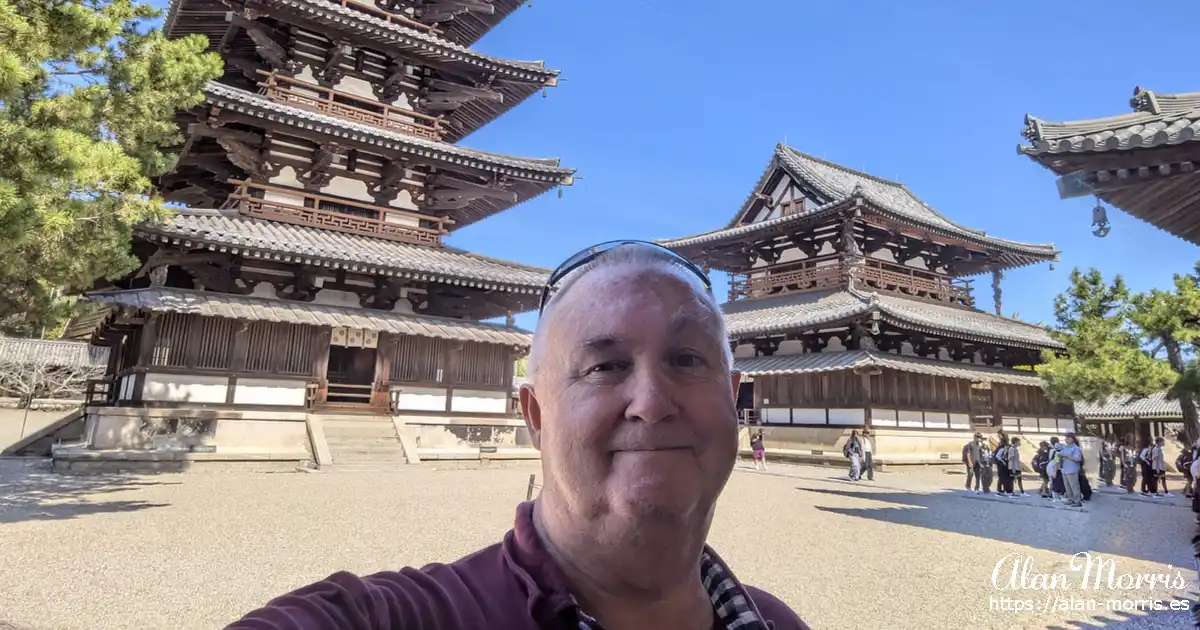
<box><xmin>1091</xmin><ymin>201</ymin><xmax>1111</xmax><ymax>238</ymax></box>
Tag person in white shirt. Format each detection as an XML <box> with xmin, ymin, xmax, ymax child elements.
<box><xmin>860</xmin><ymin>429</ymin><xmax>874</xmax><ymax>482</ymax></box>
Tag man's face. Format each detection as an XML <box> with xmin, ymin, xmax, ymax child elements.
<box><xmin>521</xmin><ymin>265</ymin><xmax>738</xmax><ymax>521</ymax></box>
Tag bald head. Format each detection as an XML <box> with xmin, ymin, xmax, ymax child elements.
<box><xmin>527</xmin><ymin>245</ymin><xmax>731</xmax><ymax>385</ymax></box>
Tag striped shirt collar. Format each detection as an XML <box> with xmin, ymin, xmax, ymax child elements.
<box><xmin>575</xmin><ymin>549</ymin><xmax>769</xmax><ymax>630</ymax></box>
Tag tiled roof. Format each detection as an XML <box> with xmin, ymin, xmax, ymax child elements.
<box><xmin>723</xmin><ymin>290</ymin><xmax>872</xmax><ymax>338</ymax></box>
<box><xmin>85</xmin><ymin>288</ymin><xmax>533</xmax><ymax>347</ymax></box>
<box><xmin>436</xmin><ymin>0</ymin><xmax>527</xmax><ymax>47</ymax></box>
<box><xmin>735</xmin><ymin>349</ymin><xmax>1043</xmax><ymax>387</ymax></box>
<box><xmin>660</xmin><ymin>144</ymin><xmax>1059</xmax><ymax>264</ymax></box>
<box><xmin>1021</xmin><ymin>88</ymin><xmax>1200</xmax><ymax>155</ymax></box>
<box><xmin>206</xmin><ymin>83</ymin><xmax>572</xmax><ymax>180</ymax></box>
<box><xmin>0</xmin><ymin>337</ymin><xmax>108</xmax><ymax>368</ymax></box>
<box><xmin>165</xmin><ymin>0</ymin><xmax>557</xmax><ymax>83</ymax></box>
<box><xmin>135</xmin><ymin>209</ymin><xmax>548</xmax><ymax>292</ymax></box>
<box><xmin>1074</xmin><ymin>391</ymin><xmax>1183</xmax><ymax>420</ymax></box>
<box><xmin>722</xmin><ymin>289</ymin><xmax>1063</xmax><ymax>350</ymax></box>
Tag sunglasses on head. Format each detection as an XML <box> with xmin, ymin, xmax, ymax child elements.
<box><xmin>537</xmin><ymin>240</ymin><xmax>713</xmax><ymax>315</ymax></box>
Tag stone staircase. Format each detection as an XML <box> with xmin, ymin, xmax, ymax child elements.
<box><xmin>318</xmin><ymin>413</ymin><xmax>411</xmax><ymax>471</ymax></box>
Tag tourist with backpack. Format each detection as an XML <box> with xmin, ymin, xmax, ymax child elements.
<box><xmin>978</xmin><ymin>440</ymin><xmax>994</xmax><ymax>494</ymax></box>
<box><xmin>1032</xmin><ymin>441</ymin><xmax>1051</xmax><ymax>498</ymax></box>
<box><xmin>1176</xmin><ymin>441</ymin><xmax>1193</xmax><ymax>499</ymax></box>
<box><xmin>1008</xmin><ymin>438</ymin><xmax>1027</xmax><ymax>497</ymax></box>
<box><xmin>994</xmin><ymin>436</ymin><xmax>1011</xmax><ymax>496</ymax></box>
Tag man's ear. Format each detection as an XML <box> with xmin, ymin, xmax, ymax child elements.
<box><xmin>519</xmin><ymin>384</ymin><xmax>542</xmax><ymax>451</ymax></box>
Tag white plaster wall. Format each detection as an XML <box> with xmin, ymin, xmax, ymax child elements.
<box><xmin>872</xmin><ymin>409</ymin><xmax>898</xmax><ymax>427</ymax></box>
<box><xmin>776</xmin><ymin>340</ymin><xmax>805</xmax><ymax>356</ymax></box>
<box><xmin>391</xmin><ymin>299</ymin><xmax>415</xmax><ymax>314</ymax></box>
<box><xmin>897</xmin><ymin>410</ymin><xmax>924</xmax><ymax>428</ymax></box>
<box><xmin>119</xmin><ymin>376</ymin><xmax>134</xmax><ymax>401</ymax></box>
<box><xmin>450</xmin><ymin>389</ymin><xmax>507</xmax><ymax>414</ymax></box>
<box><xmin>733</xmin><ymin>343</ymin><xmax>756</xmax><ymax>359</ymax></box>
<box><xmin>233</xmin><ymin>378</ymin><xmax>307</xmax><ymax>406</ymax></box>
<box><xmin>389</xmin><ymin>189</ymin><xmax>420</xmax><ymax>212</ymax></box>
<box><xmin>335</xmin><ymin>75</ymin><xmax>377</xmax><ymax>101</ymax></box>
<box><xmin>311</xmin><ymin>289</ymin><xmax>361</xmax><ymax>307</ymax></box>
<box><xmin>270</xmin><ymin>165</ymin><xmax>304</xmax><ymax>189</ymax></box>
<box><xmin>295</xmin><ymin>66</ymin><xmax>318</xmax><ymax>84</ymax></box>
<box><xmin>321</xmin><ymin>177</ymin><xmax>373</xmax><ymax>204</ymax></box>
<box><xmin>142</xmin><ymin>374</ymin><xmax>228</xmax><ymax>404</ymax></box>
<box><xmin>250</xmin><ymin>282</ymin><xmax>277</xmax><ymax>299</ymax></box>
<box><xmin>761</xmin><ymin>408</ymin><xmax>791</xmax><ymax>424</ymax></box>
<box><xmin>828</xmin><ymin>408</ymin><xmax>864</xmax><ymax>426</ymax></box>
<box><xmin>391</xmin><ymin>386</ymin><xmax>447</xmax><ymax>412</ymax></box>
<box><xmin>924</xmin><ymin>412</ymin><xmax>950</xmax><ymax>429</ymax></box>
<box><xmin>949</xmin><ymin>413</ymin><xmax>971</xmax><ymax>429</ymax></box>
<box><xmin>1002</xmin><ymin>416</ymin><xmax>1021</xmax><ymax>431</ymax></box>
<box><xmin>869</xmin><ymin>249</ymin><xmax>897</xmax><ymax>262</ymax></box>
<box><xmin>793</xmin><ymin>408</ymin><xmax>826</xmax><ymax>425</ymax></box>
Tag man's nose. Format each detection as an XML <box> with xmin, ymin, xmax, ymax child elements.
<box><xmin>623</xmin><ymin>364</ymin><xmax>680</xmax><ymax>423</ymax></box>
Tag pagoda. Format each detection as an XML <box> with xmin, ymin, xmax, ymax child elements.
<box><xmin>53</xmin><ymin>0</ymin><xmax>574</xmax><ymax>472</ymax></box>
<box><xmin>1020</xmin><ymin>87</ymin><xmax>1200</xmax><ymax>244</ymax></box>
<box><xmin>661</xmin><ymin>144</ymin><xmax>1073</xmax><ymax>467</ymax></box>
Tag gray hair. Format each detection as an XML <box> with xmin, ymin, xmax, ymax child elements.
<box><xmin>526</xmin><ymin>245</ymin><xmax>732</xmax><ymax>384</ymax></box>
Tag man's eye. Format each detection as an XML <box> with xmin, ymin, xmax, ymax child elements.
<box><xmin>586</xmin><ymin>361</ymin><xmax>626</xmax><ymax>375</ymax></box>
<box><xmin>672</xmin><ymin>353</ymin><xmax>706</xmax><ymax>368</ymax></box>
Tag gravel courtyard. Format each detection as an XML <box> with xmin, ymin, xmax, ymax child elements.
<box><xmin>1</xmin><ymin>459</ymin><xmax>1195</xmax><ymax>630</ymax></box>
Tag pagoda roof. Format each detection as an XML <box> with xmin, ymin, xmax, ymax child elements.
<box><xmin>1020</xmin><ymin>88</ymin><xmax>1200</xmax><ymax>156</ymax></box>
<box><xmin>735</xmin><ymin>349</ymin><xmax>1042</xmax><ymax>387</ymax></box>
<box><xmin>204</xmin><ymin>82</ymin><xmax>573</xmax><ymax>226</ymax></box>
<box><xmin>134</xmin><ymin>208</ymin><xmax>549</xmax><ymax>294</ymax></box>
<box><xmin>722</xmin><ymin>288</ymin><xmax>1062</xmax><ymax>351</ymax></box>
<box><xmin>1019</xmin><ymin>87</ymin><xmax>1200</xmax><ymax>244</ymax></box>
<box><xmin>432</xmin><ymin>0</ymin><xmax>530</xmax><ymax>47</ymax></box>
<box><xmin>85</xmin><ymin>287</ymin><xmax>533</xmax><ymax>347</ymax></box>
<box><xmin>1073</xmin><ymin>391</ymin><xmax>1182</xmax><ymax>421</ymax></box>
<box><xmin>660</xmin><ymin>144</ymin><xmax>1059</xmax><ymax>270</ymax></box>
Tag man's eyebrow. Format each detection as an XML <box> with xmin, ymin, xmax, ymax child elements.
<box><xmin>667</xmin><ymin>307</ymin><xmax>707</xmax><ymax>335</ymax></box>
<box><xmin>578</xmin><ymin>335</ymin><xmax>622</xmax><ymax>351</ymax></box>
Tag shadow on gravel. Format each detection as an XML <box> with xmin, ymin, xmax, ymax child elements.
<box><xmin>796</xmin><ymin>485</ymin><xmax>1191</xmax><ymax>568</ymax></box>
<box><xmin>0</xmin><ymin>459</ymin><xmax>175</xmax><ymax>524</ymax></box>
<box><xmin>1045</xmin><ymin>605</ymin><xmax>1194</xmax><ymax>629</ymax></box>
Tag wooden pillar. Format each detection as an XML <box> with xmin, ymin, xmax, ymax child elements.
<box><xmin>131</xmin><ymin>314</ymin><xmax>159</xmax><ymax>403</ymax></box>
<box><xmin>861</xmin><ymin>371</ymin><xmax>873</xmax><ymax>428</ymax></box>
<box><xmin>311</xmin><ymin>328</ymin><xmax>332</xmax><ymax>405</ymax></box>
<box><xmin>372</xmin><ymin>333</ymin><xmax>393</xmax><ymax>408</ymax></box>
<box><xmin>226</xmin><ymin>322</ymin><xmax>250</xmax><ymax>404</ymax></box>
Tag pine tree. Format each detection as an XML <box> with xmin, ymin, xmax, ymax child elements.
<box><xmin>0</xmin><ymin>0</ymin><xmax>222</xmax><ymax>335</ymax></box>
<box><xmin>1040</xmin><ymin>267</ymin><xmax>1200</xmax><ymax>441</ymax></box>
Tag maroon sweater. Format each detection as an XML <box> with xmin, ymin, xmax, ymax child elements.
<box><xmin>227</xmin><ymin>502</ymin><xmax>808</xmax><ymax>629</ymax></box>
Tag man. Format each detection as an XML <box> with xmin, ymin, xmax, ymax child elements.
<box><xmin>1007</xmin><ymin>438</ymin><xmax>1026</xmax><ymax>497</ymax></box>
<box><xmin>1031</xmin><ymin>441</ymin><xmax>1050</xmax><ymax>499</ymax></box>
<box><xmin>225</xmin><ymin>241</ymin><xmax>808</xmax><ymax>630</ymax></box>
<box><xmin>963</xmin><ymin>433</ymin><xmax>983</xmax><ymax>493</ymax></box>
<box><xmin>994</xmin><ymin>436</ymin><xmax>1011</xmax><ymax>497</ymax></box>
<box><xmin>860</xmin><ymin>428</ymin><xmax>874</xmax><ymax>481</ymax></box>
<box><xmin>1152</xmin><ymin>436</ymin><xmax>1170</xmax><ymax>497</ymax></box>
<box><xmin>1059</xmin><ymin>433</ymin><xmax>1084</xmax><ymax>508</ymax></box>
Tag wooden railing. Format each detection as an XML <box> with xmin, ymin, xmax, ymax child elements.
<box><xmin>855</xmin><ymin>258</ymin><xmax>974</xmax><ymax>307</ymax></box>
<box><xmin>338</xmin><ymin>0</ymin><xmax>442</xmax><ymax>35</ymax></box>
<box><xmin>728</xmin><ymin>255</ymin><xmax>975</xmax><ymax>307</ymax></box>
<box><xmin>84</xmin><ymin>378</ymin><xmax>115</xmax><ymax>406</ymax></box>
<box><xmin>259</xmin><ymin>71</ymin><xmax>445</xmax><ymax>141</ymax></box>
<box><xmin>224</xmin><ymin>179</ymin><xmax>451</xmax><ymax>246</ymax></box>
<box><xmin>728</xmin><ymin>255</ymin><xmax>843</xmax><ymax>301</ymax></box>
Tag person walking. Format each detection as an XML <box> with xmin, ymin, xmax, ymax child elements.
<box><xmin>963</xmin><ymin>433</ymin><xmax>983</xmax><ymax>493</ymax></box>
<box><xmin>1152</xmin><ymin>437</ymin><xmax>1169</xmax><ymax>497</ymax></box>
<box><xmin>844</xmin><ymin>430</ymin><xmax>863</xmax><ymax>481</ymax></box>
<box><xmin>978</xmin><ymin>440</ymin><xmax>994</xmax><ymax>494</ymax></box>
<box><xmin>994</xmin><ymin>436</ymin><xmax>1011</xmax><ymax>497</ymax></box>
<box><xmin>1099</xmin><ymin>439</ymin><xmax>1116</xmax><ymax>486</ymax></box>
<box><xmin>1049</xmin><ymin>442</ymin><xmax>1066</xmax><ymax>502</ymax></box>
<box><xmin>860</xmin><ymin>429</ymin><xmax>875</xmax><ymax>481</ymax></box>
<box><xmin>1032</xmin><ymin>441</ymin><xmax>1051</xmax><ymax>498</ymax></box>
<box><xmin>1177</xmin><ymin>442</ymin><xmax>1194</xmax><ymax>499</ymax></box>
<box><xmin>1059</xmin><ymin>433</ymin><xmax>1085</xmax><ymax>508</ymax></box>
<box><xmin>1119</xmin><ymin>437</ymin><xmax>1139</xmax><ymax>494</ymax></box>
<box><xmin>750</xmin><ymin>430</ymin><xmax>767</xmax><ymax>471</ymax></box>
<box><xmin>1139</xmin><ymin>441</ymin><xmax>1157</xmax><ymax>496</ymax></box>
<box><xmin>1008</xmin><ymin>438</ymin><xmax>1027</xmax><ymax>497</ymax></box>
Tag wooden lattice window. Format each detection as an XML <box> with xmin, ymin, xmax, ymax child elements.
<box><xmin>448</xmin><ymin>342</ymin><xmax>509</xmax><ymax>387</ymax></box>
<box><xmin>244</xmin><ymin>322</ymin><xmax>315</xmax><ymax>376</ymax></box>
<box><xmin>389</xmin><ymin>336</ymin><xmax>448</xmax><ymax>383</ymax></box>
<box><xmin>151</xmin><ymin>314</ymin><xmax>233</xmax><ymax>370</ymax></box>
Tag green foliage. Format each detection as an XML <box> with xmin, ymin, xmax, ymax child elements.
<box><xmin>1041</xmin><ymin>266</ymin><xmax>1200</xmax><ymax>440</ymax></box>
<box><xmin>0</xmin><ymin>0</ymin><xmax>222</xmax><ymax>335</ymax></box>
<box><xmin>515</xmin><ymin>357</ymin><xmax>527</xmax><ymax>378</ymax></box>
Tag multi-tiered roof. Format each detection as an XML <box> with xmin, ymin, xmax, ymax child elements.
<box><xmin>1021</xmin><ymin>87</ymin><xmax>1200</xmax><ymax>243</ymax></box>
<box><xmin>68</xmin><ymin>0</ymin><xmax>574</xmax><ymax>341</ymax></box>
<box><xmin>662</xmin><ymin>144</ymin><xmax>1063</xmax><ymax>383</ymax></box>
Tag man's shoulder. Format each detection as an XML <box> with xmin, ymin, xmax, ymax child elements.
<box><xmin>744</xmin><ymin>584</ymin><xmax>811</xmax><ymax>630</ymax></box>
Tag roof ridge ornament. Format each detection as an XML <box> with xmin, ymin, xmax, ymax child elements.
<box><xmin>1131</xmin><ymin>86</ymin><xmax>1160</xmax><ymax>115</ymax></box>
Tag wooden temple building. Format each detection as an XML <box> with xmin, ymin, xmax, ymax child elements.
<box><xmin>53</xmin><ymin>0</ymin><xmax>574</xmax><ymax>471</ymax></box>
<box><xmin>1021</xmin><ymin>87</ymin><xmax>1200</xmax><ymax>244</ymax></box>
<box><xmin>661</xmin><ymin>144</ymin><xmax>1075</xmax><ymax>466</ymax></box>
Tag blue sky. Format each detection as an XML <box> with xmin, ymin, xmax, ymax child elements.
<box><xmin>432</xmin><ymin>0</ymin><xmax>1200</xmax><ymax>332</ymax></box>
